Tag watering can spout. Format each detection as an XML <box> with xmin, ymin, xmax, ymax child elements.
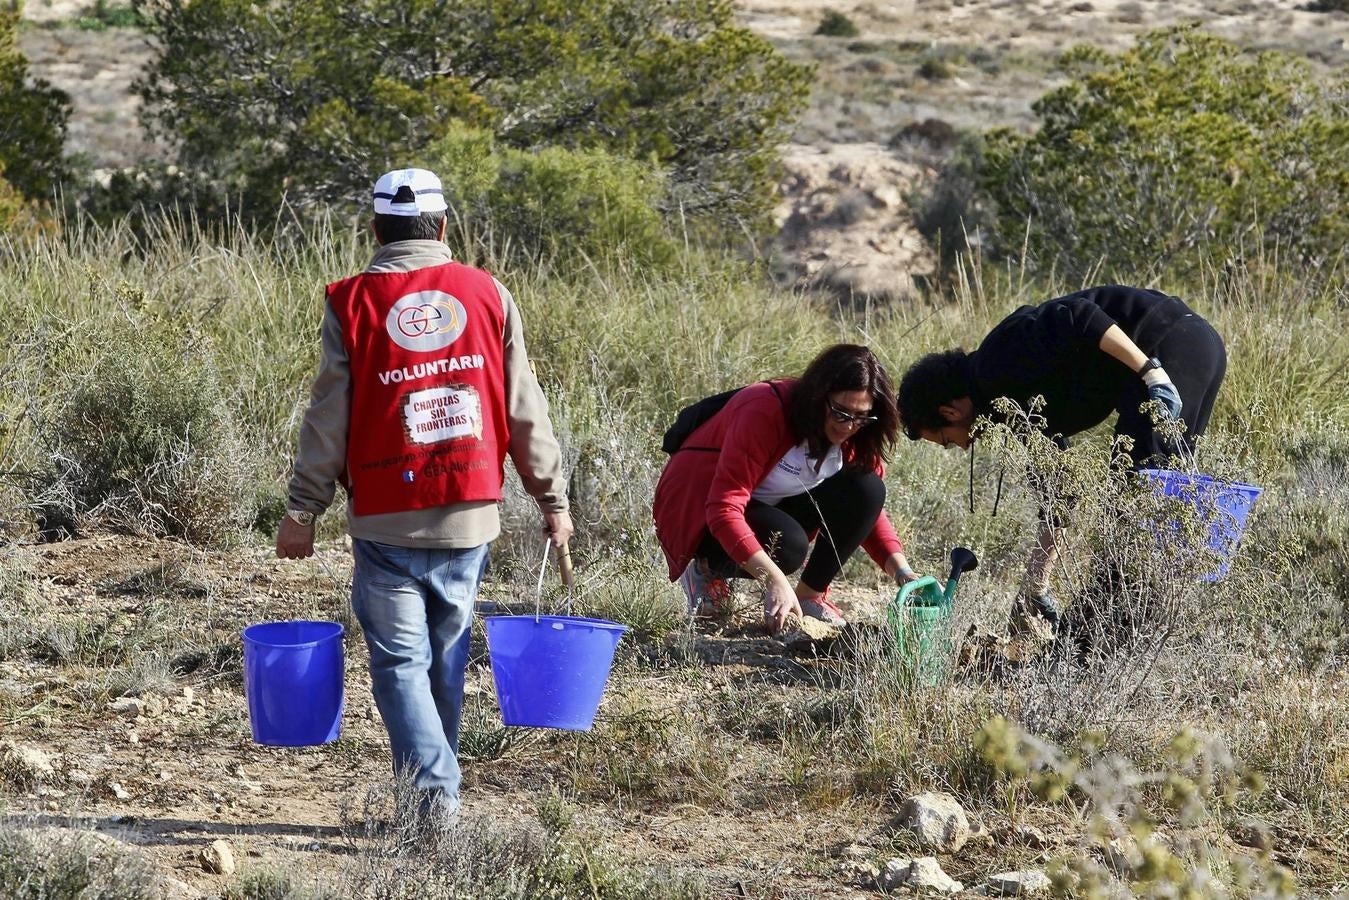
<box><xmin>944</xmin><ymin>547</ymin><xmax>978</xmax><ymax>604</ymax></box>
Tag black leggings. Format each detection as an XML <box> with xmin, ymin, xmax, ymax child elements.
<box><xmin>695</xmin><ymin>468</ymin><xmax>886</xmax><ymax>592</ymax></box>
<box><xmin>1117</xmin><ymin>313</ymin><xmax>1227</xmax><ymax>468</ymax></box>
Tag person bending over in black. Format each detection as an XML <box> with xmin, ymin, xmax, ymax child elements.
<box><xmin>896</xmin><ymin>285</ymin><xmax>1226</xmax><ymax>632</ymax></box>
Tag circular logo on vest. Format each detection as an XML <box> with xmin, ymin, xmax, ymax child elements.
<box><xmin>385</xmin><ymin>290</ymin><xmax>468</xmax><ymax>352</ymax></box>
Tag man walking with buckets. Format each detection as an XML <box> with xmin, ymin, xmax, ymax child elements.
<box><xmin>276</xmin><ymin>168</ymin><xmax>573</xmax><ymax>826</ymax></box>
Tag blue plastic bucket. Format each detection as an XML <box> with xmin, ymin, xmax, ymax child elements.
<box><xmin>485</xmin><ymin>615</ymin><xmax>626</xmax><ymax>731</ymax></box>
<box><xmin>242</xmin><ymin>620</ymin><xmax>345</xmax><ymax>746</ymax></box>
<box><xmin>1140</xmin><ymin>469</ymin><xmax>1263</xmax><ymax>581</ymax></box>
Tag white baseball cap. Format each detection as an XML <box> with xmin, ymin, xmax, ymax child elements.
<box><xmin>372</xmin><ymin>168</ymin><xmax>448</xmax><ymax>216</ymax></box>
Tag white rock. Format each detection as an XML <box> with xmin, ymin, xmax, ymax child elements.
<box><xmin>181</xmin><ymin>686</ymin><xmax>195</xmax><ymax>704</ymax></box>
<box><xmin>1</xmin><ymin>740</ymin><xmax>56</xmax><ymax>783</ymax></box>
<box><xmin>880</xmin><ymin>857</ymin><xmax>963</xmax><ymax>894</ymax></box>
<box><xmin>108</xmin><ymin>781</ymin><xmax>131</xmax><ymax>800</ymax></box>
<box><xmin>899</xmin><ymin>791</ymin><xmax>971</xmax><ymax>852</ymax></box>
<box><xmin>67</xmin><ymin>769</ymin><xmax>94</xmax><ymax>788</ymax></box>
<box><xmin>1101</xmin><ymin>837</ymin><xmax>1137</xmax><ymax>875</ymax></box>
<box><xmin>199</xmin><ymin>839</ymin><xmax>235</xmax><ymax>875</ymax></box>
<box><xmin>987</xmin><ymin>870</ymin><xmax>1052</xmax><ymax>896</ymax></box>
<box><xmin>109</xmin><ymin>697</ymin><xmax>143</xmax><ymax>719</ymax></box>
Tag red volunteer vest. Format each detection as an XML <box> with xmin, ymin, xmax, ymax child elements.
<box><xmin>327</xmin><ymin>261</ymin><xmax>508</xmax><ymax>516</ymax></box>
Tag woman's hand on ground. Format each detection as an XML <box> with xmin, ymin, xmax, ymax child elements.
<box><xmin>762</xmin><ymin>579</ymin><xmax>802</xmax><ymax>634</ymax></box>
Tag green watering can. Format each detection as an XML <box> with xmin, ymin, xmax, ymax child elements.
<box><xmin>886</xmin><ymin>547</ymin><xmax>978</xmax><ymax>684</ymax></box>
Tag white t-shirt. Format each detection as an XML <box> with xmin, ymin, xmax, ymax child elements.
<box><xmin>751</xmin><ymin>441</ymin><xmax>843</xmax><ymax>505</ymax></box>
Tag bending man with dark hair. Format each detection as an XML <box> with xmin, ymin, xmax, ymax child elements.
<box><xmin>654</xmin><ymin>343</ymin><xmax>924</xmax><ymax>633</ymax></box>
<box><xmin>896</xmin><ymin>285</ymin><xmax>1226</xmax><ymax>628</ymax></box>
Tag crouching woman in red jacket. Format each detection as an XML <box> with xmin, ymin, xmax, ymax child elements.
<box><xmin>653</xmin><ymin>344</ymin><xmax>923</xmax><ymax>633</ymax></box>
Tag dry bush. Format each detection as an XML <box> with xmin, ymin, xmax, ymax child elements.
<box><xmin>23</xmin><ymin>312</ymin><xmax>260</xmax><ymax>546</ymax></box>
<box><xmin>970</xmin><ymin>399</ymin><xmax>1284</xmax><ymax>741</ymax></box>
<box><xmin>0</xmin><ymin>823</ymin><xmax>165</xmax><ymax>899</ymax></box>
<box><xmin>0</xmin><ymin>546</ymin><xmax>39</xmax><ymax>660</ymax></box>
<box><xmin>974</xmin><ymin>718</ymin><xmax>1295</xmax><ymax>896</ymax></box>
<box><xmin>335</xmin><ymin>776</ymin><xmax>710</xmax><ymax>899</ymax></box>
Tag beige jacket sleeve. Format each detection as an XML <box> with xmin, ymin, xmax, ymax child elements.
<box><xmin>285</xmin><ymin>306</ymin><xmax>349</xmax><ymax>513</ymax></box>
<box><xmin>496</xmin><ymin>278</ymin><xmax>568</xmax><ymax>513</ymax></box>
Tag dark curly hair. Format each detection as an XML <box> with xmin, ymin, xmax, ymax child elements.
<box><xmin>896</xmin><ymin>349</ymin><xmax>973</xmax><ymax>439</ymax></box>
<box><xmin>785</xmin><ymin>344</ymin><xmax>898</xmax><ymax>470</ymax></box>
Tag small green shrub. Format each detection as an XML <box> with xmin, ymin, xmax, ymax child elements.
<box><xmin>224</xmin><ymin>871</ymin><xmax>337</xmax><ymax>900</ymax></box>
<box><xmin>917</xmin><ymin>55</ymin><xmax>955</xmax><ymax>80</ymax></box>
<box><xmin>31</xmin><ymin>313</ymin><xmax>259</xmax><ymax>546</ymax></box>
<box><xmin>420</xmin><ymin>124</ymin><xmax>678</xmax><ymax>273</ymax></box>
<box><xmin>911</xmin><ymin>131</ymin><xmax>996</xmax><ymax>270</ymax></box>
<box><xmin>815</xmin><ymin>11</ymin><xmax>860</xmax><ymax>37</ymax></box>
<box><xmin>1303</xmin><ymin>0</ymin><xmax>1349</xmax><ymax>11</ymax></box>
<box><xmin>75</xmin><ymin>0</ymin><xmax>147</xmax><ymax>30</ymax></box>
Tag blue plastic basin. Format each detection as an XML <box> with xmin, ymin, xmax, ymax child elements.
<box><xmin>485</xmin><ymin>615</ymin><xmax>626</xmax><ymax>731</ymax></box>
<box><xmin>1140</xmin><ymin>469</ymin><xmax>1263</xmax><ymax>581</ymax></box>
<box><xmin>242</xmin><ymin>620</ymin><xmax>344</xmax><ymax>746</ymax></box>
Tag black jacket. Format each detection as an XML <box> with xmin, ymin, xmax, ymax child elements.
<box><xmin>969</xmin><ymin>285</ymin><xmax>1196</xmax><ymax>444</ymax></box>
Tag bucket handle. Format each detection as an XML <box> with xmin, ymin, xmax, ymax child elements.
<box><xmin>533</xmin><ymin>538</ymin><xmax>576</xmax><ymax>620</ymax></box>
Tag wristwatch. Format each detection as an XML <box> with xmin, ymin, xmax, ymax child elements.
<box><xmin>1137</xmin><ymin>356</ymin><xmax>1164</xmax><ymax>376</ymax></box>
<box><xmin>285</xmin><ymin>509</ymin><xmax>316</xmax><ymax>527</ymax></box>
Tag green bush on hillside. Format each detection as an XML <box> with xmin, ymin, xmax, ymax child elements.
<box><xmin>815</xmin><ymin>11</ymin><xmax>860</xmax><ymax>37</ymax></box>
<box><xmin>136</xmin><ymin>0</ymin><xmax>811</xmax><ymax>238</ymax></box>
<box><xmin>978</xmin><ymin>26</ymin><xmax>1349</xmax><ymax>277</ymax></box>
<box><xmin>0</xmin><ymin>11</ymin><xmax>71</xmax><ymax>204</ymax></box>
<box><xmin>420</xmin><ymin>124</ymin><xmax>678</xmax><ymax>272</ymax></box>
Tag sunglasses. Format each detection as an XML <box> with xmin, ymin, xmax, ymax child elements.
<box><xmin>827</xmin><ymin>399</ymin><xmax>878</xmax><ymax>427</ymax></box>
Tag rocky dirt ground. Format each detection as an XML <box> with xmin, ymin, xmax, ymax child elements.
<box><xmin>3</xmin><ymin>532</ymin><xmax>978</xmax><ymax>897</ymax></box>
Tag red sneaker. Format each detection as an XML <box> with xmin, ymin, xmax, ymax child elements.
<box><xmin>678</xmin><ymin>560</ymin><xmax>732</xmax><ymax>616</ymax></box>
<box><xmin>799</xmin><ymin>589</ymin><xmax>847</xmax><ymax>627</ymax></box>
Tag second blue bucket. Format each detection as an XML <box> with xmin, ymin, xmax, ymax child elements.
<box><xmin>485</xmin><ymin>615</ymin><xmax>626</xmax><ymax>731</ymax></box>
<box><xmin>242</xmin><ymin>620</ymin><xmax>345</xmax><ymax>746</ymax></box>
<box><xmin>1140</xmin><ymin>469</ymin><xmax>1263</xmax><ymax>581</ymax></box>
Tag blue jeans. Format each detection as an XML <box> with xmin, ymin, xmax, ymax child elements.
<box><xmin>350</xmin><ymin>538</ymin><xmax>489</xmax><ymax>813</ymax></box>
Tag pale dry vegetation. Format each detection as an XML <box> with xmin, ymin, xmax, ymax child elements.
<box><xmin>0</xmin><ymin>216</ymin><xmax>1346</xmax><ymax>895</ymax></box>
<box><xmin>3</xmin><ymin>0</ymin><xmax>1348</xmax><ymax>896</ymax></box>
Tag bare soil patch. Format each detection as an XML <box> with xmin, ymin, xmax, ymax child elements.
<box><xmin>1</xmin><ymin>532</ymin><xmax>918</xmax><ymax>897</ymax></box>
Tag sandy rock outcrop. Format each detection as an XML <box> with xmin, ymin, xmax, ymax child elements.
<box><xmin>773</xmin><ymin>142</ymin><xmax>935</xmax><ymax>303</ymax></box>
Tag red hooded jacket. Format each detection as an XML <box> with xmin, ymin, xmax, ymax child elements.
<box><xmin>652</xmin><ymin>380</ymin><xmax>904</xmax><ymax>580</ymax></box>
